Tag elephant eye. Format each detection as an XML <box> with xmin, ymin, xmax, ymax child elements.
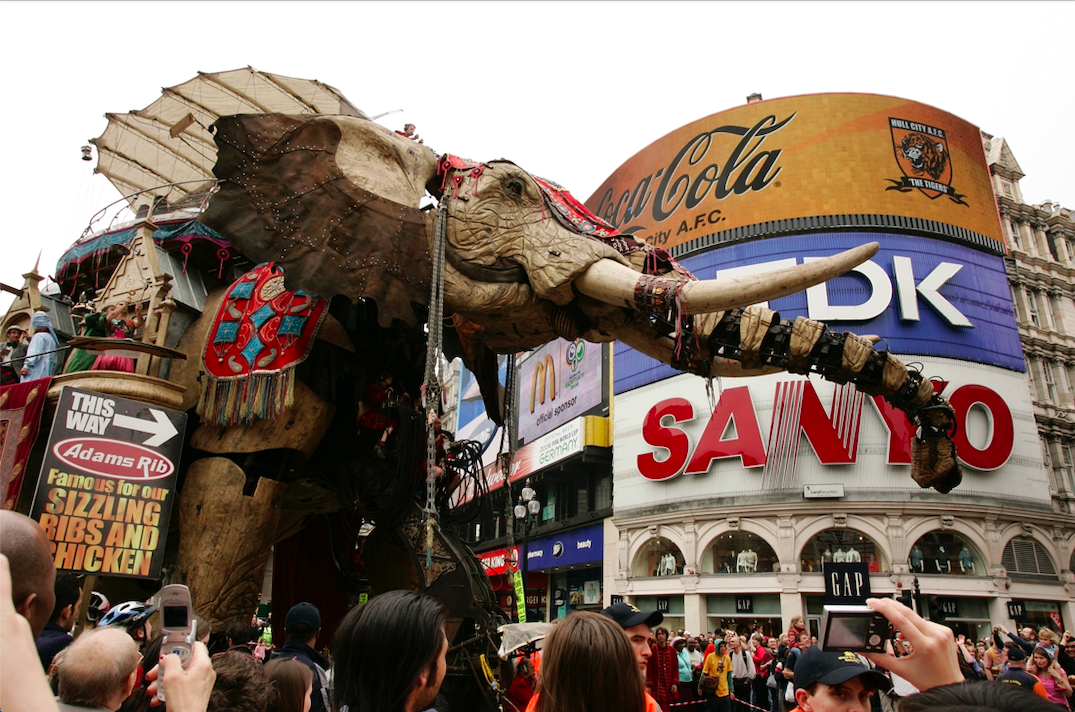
<box><xmin>504</xmin><ymin>179</ymin><xmax>525</xmax><ymax>197</ymax></box>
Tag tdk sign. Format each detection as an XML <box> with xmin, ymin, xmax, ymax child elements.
<box><xmin>688</xmin><ymin>233</ymin><xmax>1023</xmax><ymax>372</ymax></box>
<box><xmin>718</xmin><ymin>255</ymin><xmax>971</xmax><ymax>327</ymax></box>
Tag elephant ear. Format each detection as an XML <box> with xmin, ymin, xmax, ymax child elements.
<box><xmin>201</xmin><ymin>114</ymin><xmax>438</xmax><ymax>327</ymax></box>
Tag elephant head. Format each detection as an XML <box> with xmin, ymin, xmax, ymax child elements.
<box><xmin>201</xmin><ymin>114</ymin><xmax>960</xmax><ymax>492</ymax></box>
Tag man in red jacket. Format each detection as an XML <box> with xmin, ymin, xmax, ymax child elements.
<box><xmin>647</xmin><ymin>626</ymin><xmax>680</xmax><ymax>711</ymax></box>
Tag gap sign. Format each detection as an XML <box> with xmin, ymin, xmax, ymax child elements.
<box><xmin>30</xmin><ymin>387</ymin><xmax>186</xmax><ymax>579</ymax></box>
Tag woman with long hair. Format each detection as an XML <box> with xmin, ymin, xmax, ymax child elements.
<box><xmin>529</xmin><ymin>611</ymin><xmax>656</xmax><ymax>712</ymax></box>
<box><xmin>1027</xmin><ymin>645</ymin><xmax>1073</xmax><ymax>708</ymax></box>
<box><xmin>265</xmin><ymin>658</ymin><xmax>314</xmax><ymax>712</ymax></box>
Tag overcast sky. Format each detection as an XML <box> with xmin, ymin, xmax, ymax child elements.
<box><xmin>1</xmin><ymin>0</ymin><xmax>1072</xmax><ymax>314</ymax></box>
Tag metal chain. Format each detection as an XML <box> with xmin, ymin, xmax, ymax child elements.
<box><xmin>422</xmin><ymin>198</ymin><xmax>449</xmax><ymax>570</ymax></box>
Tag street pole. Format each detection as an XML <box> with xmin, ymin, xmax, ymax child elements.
<box><xmin>912</xmin><ymin>575</ymin><xmax>922</xmax><ymax>616</ymax></box>
<box><xmin>520</xmin><ymin>517</ymin><xmax>529</xmax><ymax>620</ymax></box>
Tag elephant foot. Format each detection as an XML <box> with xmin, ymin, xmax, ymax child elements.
<box><xmin>697</xmin><ymin>306</ymin><xmax>961</xmax><ymax>492</ymax></box>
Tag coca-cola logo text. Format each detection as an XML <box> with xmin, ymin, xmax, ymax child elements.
<box><xmin>593</xmin><ymin>114</ymin><xmax>794</xmax><ymax>245</ymax></box>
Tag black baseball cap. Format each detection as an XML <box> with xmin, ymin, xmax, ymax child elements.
<box><xmin>1007</xmin><ymin>646</ymin><xmax>1026</xmax><ymax>662</ymax></box>
<box><xmin>793</xmin><ymin>647</ymin><xmax>892</xmax><ymax>692</ymax></box>
<box><xmin>600</xmin><ymin>602</ymin><xmax>663</xmax><ymax>630</ymax></box>
<box><xmin>285</xmin><ymin>602</ymin><xmax>321</xmax><ymax>634</ymax></box>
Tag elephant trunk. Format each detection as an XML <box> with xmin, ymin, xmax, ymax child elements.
<box><xmin>574</xmin><ymin>243</ymin><xmax>879</xmax><ymax>315</ymax></box>
<box><xmin>692</xmin><ymin>305</ymin><xmax>961</xmax><ymax>493</ymax></box>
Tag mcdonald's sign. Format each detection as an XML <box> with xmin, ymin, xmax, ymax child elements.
<box><xmin>517</xmin><ymin>338</ymin><xmax>609</xmax><ymax>446</ymax></box>
<box><xmin>530</xmin><ymin>353</ymin><xmax>556</xmax><ymax>414</ymax></box>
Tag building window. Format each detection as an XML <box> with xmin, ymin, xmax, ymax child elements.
<box><xmin>1065</xmin><ymin>239</ymin><xmax>1075</xmax><ymax>264</ymax></box>
<box><xmin>801</xmin><ymin>528</ymin><xmax>887</xmax><ymax>573</ymax></box>
<box><xmin>1002</xmin><ymin>181</ymin><xmax>1013</xmax><ymax>197</ymax></box>
<box><xmin>541</xmin><ymin>487</ymin><xmax>556</xmax><ymax>522</ymax></box>
<box><xmin>1010</xmin><ymin>221</ymin><xmax>1023</xmax><ymax>249</ymax></box>
<box><xmin>701</xmin><ymin>532</ymin><xmax>779</xmax><ymax>574</ymax></box>
<box><xmin>594</xmin><ymin>474</ymin><xmax>611</xmax><ymax>510</ymax></box>
<box><xmin>909</xmin><ymin>531</ymin><xmax>981</xmax><ymax>575</ymax></box>
<box><xmin>1044</xmin><ymin>362</ymin><xmax>1058</xmax><ymax>402</ymax></box>
<box><xmin>633</xmin><ymin>537</ymin><xmax>684</xmax><ymax>578</ymax></box>
<box><xmin>1062</xmin><ymin>445</ymin><xmax>1075</xmax><ymax>494</ymax></box>
<box><xmin>1001</xmin><ymin>538</ymin><xmax>1057</xmax><ymax>579</ymax></box>
<box><xmin>1026</xmin><ymin>289</ymin><xmax>1041</xmax><ymax>327</ymax></box>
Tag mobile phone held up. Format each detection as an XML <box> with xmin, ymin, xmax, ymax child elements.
<box><xmin>820</xmin><ymin>605</ymin><xmax>892</xmax><ymax>653</ymax></box>
<box><xmin>157</xmin><ymin>584</ymin><xmax>196</xmax><ymax>701</ymax></box>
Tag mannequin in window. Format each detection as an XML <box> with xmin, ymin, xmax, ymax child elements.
<box><xmin>935</xmin><ymin>545</ymin><xmax>951</xmax><ymax>573</ymax></box>
<box><xmin>846</xmin><ymin>547</ymin><xmax>861</xmax><ymax>563</ymax></box>
<box><xmin>910</xmin><ymin>545</ymin><xmax>924</xmax><ymax>572</ymax></box>
<box><xmin>737</xmin><ymin>549</ymin><xmax>758</xmax><ymax>573</ymax></box>
<box><xmin>833</xmin><ymin>548</ymin><xmax>846</xmax><ymax>563</ymax></box>
<box><xmin>823</xmin><ymin>548</ymin><xmax>833</xmax><ymax>562</ymax></box>
<box><xmin>959</xmin><ymin>547</ymin><xmax>975</xmax><ymax>574</ymax></box>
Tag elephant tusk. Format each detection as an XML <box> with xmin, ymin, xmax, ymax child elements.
<box><xmin>575</xmin><ymin>243</ymin><xmax>880</xmax><ymax>315</ymax></box>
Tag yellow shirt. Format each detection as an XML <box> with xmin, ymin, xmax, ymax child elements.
<box><xmin>702</xmin><ymin>652</ymin><xmax>732</xmax><ymax>697</ymax></box>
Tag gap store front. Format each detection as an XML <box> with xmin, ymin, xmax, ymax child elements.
<box><xmin>587</xmin><ymin>93</ymin><xmax>1075</xmax><ymax>636</ymax></box>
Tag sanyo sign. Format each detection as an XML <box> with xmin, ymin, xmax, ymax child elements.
<box><xmin>718</xmin><ymin>255</ymin><xmax>971</xmax><ymax>327</ymax></box>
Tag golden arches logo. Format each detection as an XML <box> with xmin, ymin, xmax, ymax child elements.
<box><xmin>529</xmin><ymin>354</ymin><xmax>556</xmax><ymax>414</ymax></box>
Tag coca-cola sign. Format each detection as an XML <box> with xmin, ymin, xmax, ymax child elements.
<box><xmin>584</xmin><ymin>94</ymin><xmax>1004</xmax><ymax>250</ymax></box>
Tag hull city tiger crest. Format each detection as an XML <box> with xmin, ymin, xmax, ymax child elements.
<box><xmin>885</xmin><ymin>117</ymin><xmax>968</xmax><ymax>205</ymax></box>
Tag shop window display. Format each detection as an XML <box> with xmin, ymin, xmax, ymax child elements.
<box><xmin>701</xmin><ymin>532</ymin><xmax>778</xmax><ymax>574</ymax></box>
<box><xmin>633</xmin><ymin>537</ymin><xmax>685</xmax><ymax>578</ymax></box>
<box><xmin>801</xmin><ymin>529</ymin><xmax>887</xmax><ymax>573</ymax></box>
<box><xmin>909</xmin><ymin>531</ymin><xmax>982</xmax><ymax>575</ymax></box>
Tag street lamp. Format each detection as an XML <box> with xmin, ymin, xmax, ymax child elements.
<box><xmin>514</xmin><ymin>480</ymin><xmax>541</xmax><ymax>620</ymax></box>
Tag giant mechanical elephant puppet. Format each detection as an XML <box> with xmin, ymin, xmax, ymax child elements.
<box><xmin>200</xmin><ymin>113</ymin><xmax>961</xmax><ymax>494</ymax></box>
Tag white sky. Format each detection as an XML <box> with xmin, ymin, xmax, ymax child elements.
<box><xmin>1</xmin><ymin>1</ymin><xmax>1072</xmax><ymax>314</ymax></box>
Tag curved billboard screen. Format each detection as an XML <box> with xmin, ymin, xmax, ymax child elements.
<box><xmin>586</xmin><ymin>93</ymin><xmax>1003</xmax><ymax>253</ymax></box>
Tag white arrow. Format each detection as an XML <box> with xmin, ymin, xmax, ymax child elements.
<box><xmin>113</xmin><ymin>409</ymin><xmax>179</xmax><ymax>447</ymax></box>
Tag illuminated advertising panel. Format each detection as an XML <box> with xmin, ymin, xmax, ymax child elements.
<box><xmin>615</xmin><ymin>231</ymin><xmax>1023</xmax><ymax>392</ymax></box>
<box><xmin>517</xmin><ymin>339</ymin><xmax>609</xmax><ymax>446</ymax></box>
<box><xmin>612</xmin><ymin>361</ymin><xmax>1047</xmax><ymax>512</ymax></box>
<box><xmin>585</xmin><ymin>93</ymin><xmax>1003</xmax><ymax>251</ymax></box>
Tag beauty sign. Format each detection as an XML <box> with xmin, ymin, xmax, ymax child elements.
<box><xmin>30</xmin><ymin>387</ymin><xmax>186</xmax><ymax>579</ymax></box>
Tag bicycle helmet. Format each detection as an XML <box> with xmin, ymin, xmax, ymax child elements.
<box><xmin>86</xmin><ymin>591</ymin><xmax>110</xmax><ymax>623</ymax></box>
<box><xmin>98</xmin><ymin>600</ymin><xmax>158</xmax><ymax>639</ymax></box>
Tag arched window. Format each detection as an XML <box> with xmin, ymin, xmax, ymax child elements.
<box><xmin>633</xmin><ymin>537</ymin><xmax>684</xmax><ymax>578</ymax></box>
<box><xmin>1002</xmin><ymin>538</ymin><xmax>1058</xmax><ymax>580</ymax></box>
<box><xmin>908</xmin><ymin>531</ymin><xmax>982</xmax><ymax>575</ymax></box>
<box><xmin>701</xmin><ymin>532</ymin><xmax>779</xmax><ymax>574</ymax></box>
<box><xmin>801</xmin><ymin>529</ymin><xmax>887</xmax><ymax>573</ymax></box>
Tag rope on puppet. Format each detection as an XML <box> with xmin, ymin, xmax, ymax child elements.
<box><xmin>197</xmin><ymin>262</ymin><xmax>328</xmax><ymax>426</ymax></box>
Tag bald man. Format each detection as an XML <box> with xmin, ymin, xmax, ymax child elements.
<box><xmin>0</xmin><ymin>510</ymin><xmax>56</xmax><ymax>640</ymax></box>
<box><xmin>56</xmin><ymin>626</ymin><xmax>141</xmax><ymax>711</ymax></box>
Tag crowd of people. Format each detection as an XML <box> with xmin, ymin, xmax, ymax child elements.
<box><xmin>1</xmin><ymin>508</ymin><xmax>1072</xmax><ymax>712</ymax></box>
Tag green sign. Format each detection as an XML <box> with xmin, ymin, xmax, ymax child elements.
<box><xmin>513</xmin><ymin>570</ymin><xmax>527</xmax><ymax>623</ymax></box>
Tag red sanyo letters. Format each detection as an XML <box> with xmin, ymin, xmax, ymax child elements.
<box><xmin>638</xmin><ymin>381</ymin><xmax>1014</xmax><ymax>480</ymax></box>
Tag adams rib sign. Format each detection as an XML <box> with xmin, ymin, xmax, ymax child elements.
<box><xmin>30</xmin><ymin>387</ymin><xmax>187</xmax><ymax>579</ymax></box>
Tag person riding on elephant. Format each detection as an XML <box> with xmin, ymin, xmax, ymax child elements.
<box><xmin>64</xmin><ymin>299</ymin><xmax>105</xmax><ymax>374</ymax></box>
<box><xmin>1</xmin><ymin>325</ymin><xmax>27</xmax><ymax>385</ymax></box>
<box><xmin>19</xmin><ymin>311</ymin><xmax>59</xmax><ymax>382</ymax></box>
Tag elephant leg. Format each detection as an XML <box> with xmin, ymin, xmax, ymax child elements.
<box><xmin>693</xmin><ymin>306</ymin><xmax>960</xmax><ymax>492</ymax></box>
<box><xmin>175</xmin><ymin>457</ymin><xmax>286</xmax><ymax>631</ymax></box>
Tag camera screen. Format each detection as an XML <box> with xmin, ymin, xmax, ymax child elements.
<box><xmin>826</xmin><ymin>615</ymin><xmax>870</xmax><ymax>648</ymax></box>
<box><xmin>163</xmin><ymin>605</ymin><xmax>189</xmax><ymax>629</ymax></box>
